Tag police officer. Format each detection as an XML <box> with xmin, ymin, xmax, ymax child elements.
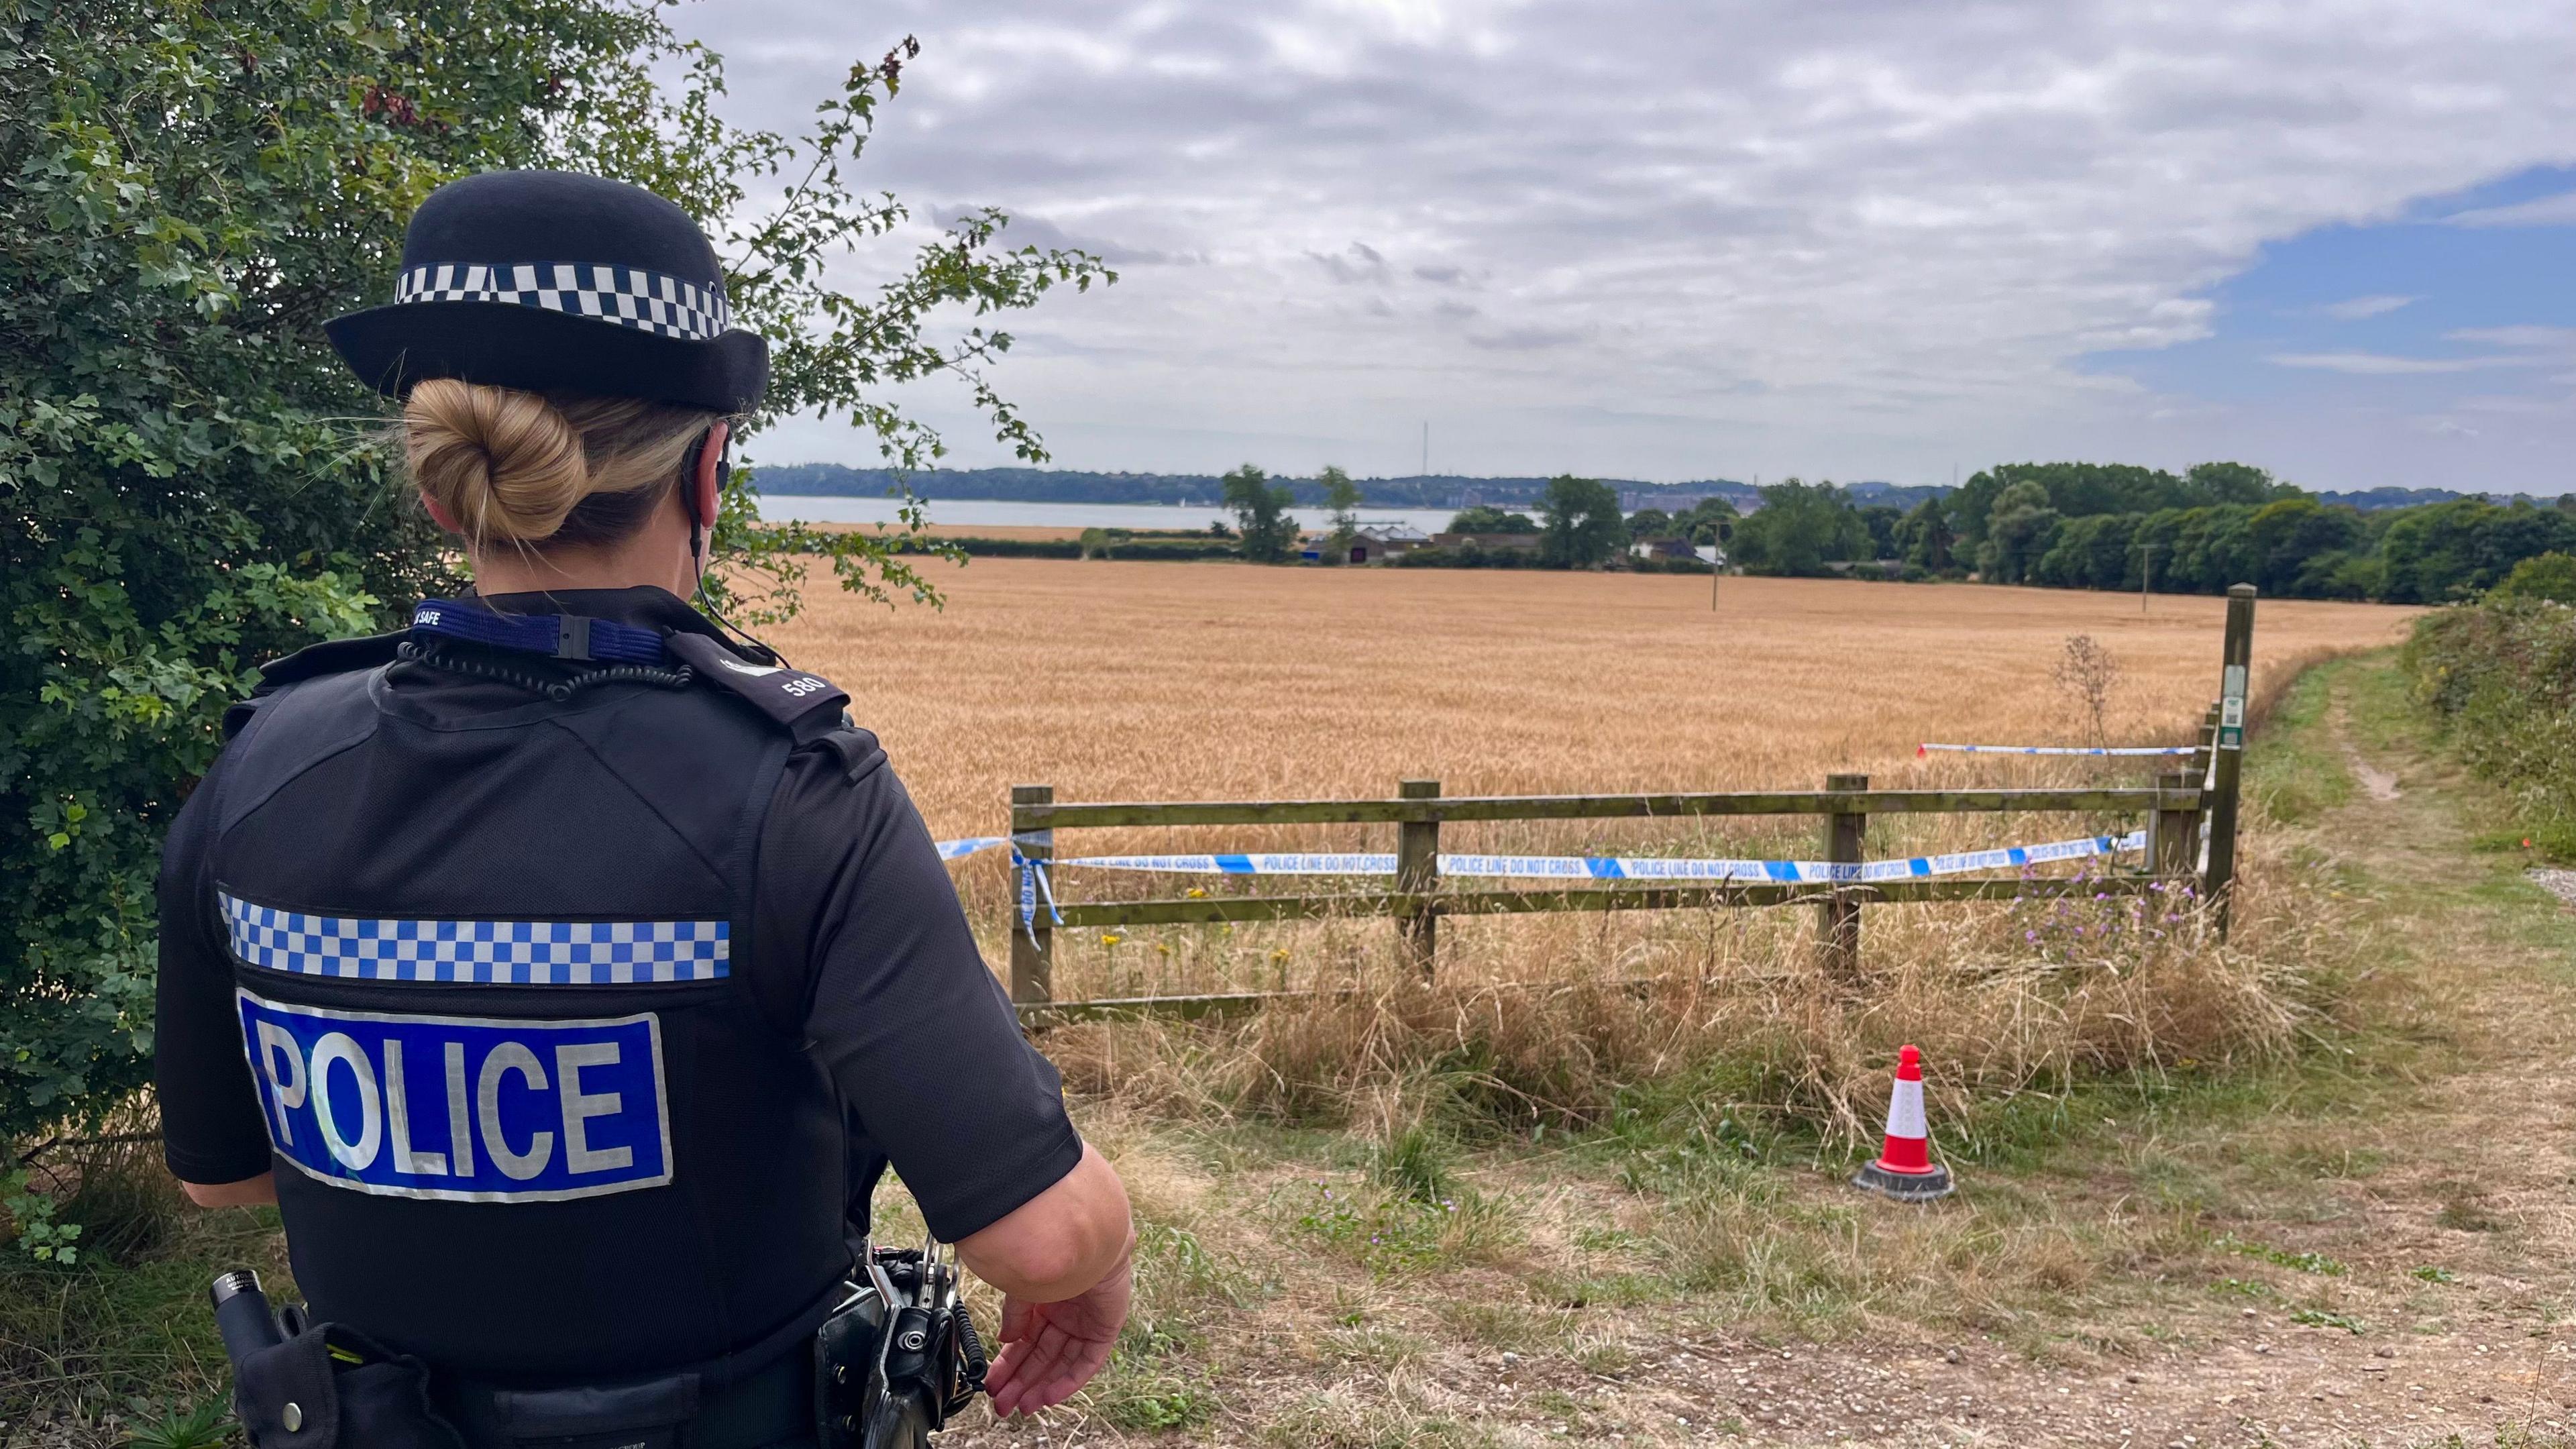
<box><xmin>153</xmin><ymin>170</ymin><xmax>1134</xmax><ymax>1446</ymax></box>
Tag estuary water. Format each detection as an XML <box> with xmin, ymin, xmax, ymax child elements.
<box><xmin>756</xmin><ymin>494</ymin><xmax>1464</xmax><ymax>535</ymax></box>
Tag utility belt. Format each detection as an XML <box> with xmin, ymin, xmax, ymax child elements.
<box><xmin>208</xmin><ymin>1246</ymin><xmax>984</xmax><ymax>1449</ymax></box>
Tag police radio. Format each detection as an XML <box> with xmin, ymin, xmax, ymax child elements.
<box><xmin>816</xmin><ymin>1238</ymin><xmax>988</xmax><ymax>1449</ymax></box>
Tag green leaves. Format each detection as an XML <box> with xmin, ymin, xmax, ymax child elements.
<box><xmin>4</xmin><ymin>1168</ymin><xmax>82</xmax><ymax>1265</ymax></box>
<box><xmin>3</xmin><ymin>3</ymin><xmax>1104</xmax><ymax>1138</ymax></box>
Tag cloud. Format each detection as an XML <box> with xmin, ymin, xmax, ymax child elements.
<box><xmin>673</xmin><ymin>1</ymin><xmax>2576</xmax><ymax>489</ymax></box>
<box><xmin>2265</xmin><ymin>352</ymin><xmax>2536</xmax><ymax>375</ymax></box>
<box><xmin>2445</xmin><ymin>325</ymin><xmax>2576</xmax><ymax>350</ymax></box>
<box><xmin>1307</xmin><ymin>242</ymin><xmax>1389</xmax><ymax>284</ymax></box>
<box><xmin>2316</xmin><ymin>294</ymin><xmax>2416</xmax><ymax>321</ymax></box>
<box><xmin>2441</xmin><ymin>191</ymin><xmax>2576</xmax><ymax>227</ymax></box>
<box><xmin>1465</xmin><ymin>323</ymin><xmax>1592</xmax><ymax>352</ymax></box>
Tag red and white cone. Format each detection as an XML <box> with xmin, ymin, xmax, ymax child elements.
<box><xmin>1851</xmin><ymin>1044</ymin><xmax>1954</xmax><ymax>1201</ymax></box>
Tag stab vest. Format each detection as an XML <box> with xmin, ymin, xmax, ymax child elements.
<box><xmin>203</xmin><ymin>616</ymin><xmax>858</xmax><ymax>1386</ymax></box>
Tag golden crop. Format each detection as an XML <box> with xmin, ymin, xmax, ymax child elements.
<box><xmin>766</xmin><ymin>559</ymin><xmax>2414</xmax><ymax>1132</ymax></box>
<box><xmin>769</xmin><ymin>559</ymin><xmax>2414</xmax><ymax>837</ymax></box>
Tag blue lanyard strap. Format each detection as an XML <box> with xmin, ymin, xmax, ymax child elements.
<box><xmin>410</xmin><ymin>600</ymin><xmax>671</xmax><ymax>665</ymax></box>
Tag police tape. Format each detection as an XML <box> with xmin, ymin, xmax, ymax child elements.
<box><xmin>1917</xmin><ymin>743</ymin><xmax>2194</xmax><ymax>757</ymax></box>
<box><xmin>936</xmin><ymin>836</ymin><xmax>1008</xmax><ymax>861</ymax></box>
<box><xmin>961</xmin><ymin>831</ymin><xmax>2150</xmax><ymax>888</ymax></box>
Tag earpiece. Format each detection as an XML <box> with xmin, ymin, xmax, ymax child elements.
<box><xmin>682</xmin><ymin>427</ymin><xmax>790</xmax><ymax>666</ymax></box>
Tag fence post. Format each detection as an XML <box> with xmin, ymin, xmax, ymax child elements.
<box><xmin>1819</xmin><ymin>772</ymin><xmax>1868</xmax><ymax>984</ymax></box>
<box><xmin>1009</xmin><ymin>784</ymin><xmax>1055</xmax><ymax>1006</ymax></box>
<box><xmin>2149</xmin><ymin>770</ymin><xmax>2198</xmax><ymax>879</ymax></box>
<box><xmin>2204</xmin><ymin>586</ymin><xmax>2256</xmax><ymax>935</ymax></box>
<box><xmin>1397</xmin><ymin>779</ymin><xmax>1442</xmax><ymax>975</ymax></box>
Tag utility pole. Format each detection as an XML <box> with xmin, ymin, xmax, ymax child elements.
<box><xmin>2135</xmin><ymin>539</ymin><xmax>2161</xmax><ymax>614</ymax></box>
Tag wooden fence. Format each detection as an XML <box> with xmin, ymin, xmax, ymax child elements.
<box><xmin>1004</xmin><ymin>584</ymin><xmax>2258</xmax><ymax>1022</ymax></box>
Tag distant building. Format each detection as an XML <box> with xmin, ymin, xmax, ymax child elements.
<box><xmin>1308</xmin><ymin>523</ymin><xmax>1431</xmax><ymax>564</ymax></box>
<box><xmin>1430</xmin><ymin>531</ymin><xmax>1543</xmax><ymax>553</ymax></box>
<box><xmin>1629</xmin><ymin>537</ymin><xmax>1700</xmax><ymax>561</ymax></box>
<box><xmin>1825</xmin><ymin>558</ymin><xmax>1904</xmax><ymax>578</ymax></box>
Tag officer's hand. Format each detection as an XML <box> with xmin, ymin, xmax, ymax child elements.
<box><xmin>983</xmin><ymin>1244</ymin><xmax>1134</xmax><ymax>1417</ymax></box>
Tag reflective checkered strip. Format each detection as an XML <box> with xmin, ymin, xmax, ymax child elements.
<box><xmin>394</xmin><ymin>262</ymin><xmax>733</xmax><ymax>341</ymax></box>
<box><xmin>219</xmin><ymin>893</ymin><xmax>729</xmax><ymax>984</ymax></box>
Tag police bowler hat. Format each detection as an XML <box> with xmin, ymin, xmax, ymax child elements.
<box><xmin>327</xmin><ymin>170</ymin><xmax>768</xmax><ymax>414</ymax></box>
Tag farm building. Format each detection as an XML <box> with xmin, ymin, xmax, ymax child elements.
<box><xmin>1430</xmin><ymin>531</ymin><xmax>1543</xmax><ymax>553</ymax></box>
<box><xmin>1628</xmin><ymin>537</ymin><xmax>1726</xmax><ymax>569</ymax></box>
<box><xmin>1307</xmin><ymin>523</ymin><xmax>1432</xmax><ymax>564</ymax></box>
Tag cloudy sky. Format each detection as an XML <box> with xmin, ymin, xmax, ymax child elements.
<box><xmin>672</xmin><ymin>1</ymin><xmax>2576</xmax><ymax>493</ymax></box>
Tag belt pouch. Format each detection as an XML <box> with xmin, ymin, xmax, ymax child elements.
<box><xmin>483</xmin><ymin>1375</ymin><xmax>701</xmax><ymax>1449</ymax></box>
<box><xmin>233</xmin><ymin>1324</ymin><xmax>464</xmax><ymax>1449</ymax></box>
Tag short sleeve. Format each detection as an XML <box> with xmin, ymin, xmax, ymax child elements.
<box><xmin>155</xmin><ymin>752</ymin><xmax>278</xmax><ymax>1185</ymax></box>
<box><xmin>753</xmin><ymin>739</ymin><xmax>1082</xmax><ymax>1242</ymax></box>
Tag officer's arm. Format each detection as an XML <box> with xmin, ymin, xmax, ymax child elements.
<box><xmin>953</xmin><ymin>1141</ymin><xmax>1133</xmax><ymax>1301</ymax></box>
<box><xmin>181</xmin><ymin>1173</ymin><xmax>278</xmax><ymax>1208</ymax></box>
<box><xmin>768</xmin><ymin>743</ymin><xmax>1113</xmax><ymax>1251</ymax></box>
<box><xmin>156</xmin><ymin>750</ymin><xmax>286</xmax><ymax>1206</ymax></box>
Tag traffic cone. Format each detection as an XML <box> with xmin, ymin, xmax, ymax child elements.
<box><xmin>1851</xmin><ymin>1044</ymin><xmax>1954</xmax><ymax>1201</ymax></box>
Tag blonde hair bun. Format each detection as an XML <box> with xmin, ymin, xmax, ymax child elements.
<box><xmin>400</xmin><ymin>379</ymin><xmax>720</xmax><ymax>549</ymax></box>
<box><xmin>405</xmin><ymin>380</ymin><xmax>592</xmax><ymax>543</ymax></box>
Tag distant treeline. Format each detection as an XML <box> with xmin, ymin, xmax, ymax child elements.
<box><xmin>759</xmin><ymin>459</ymin><xmax>2574</xmax><ymax>602</ymax></box>
<box><xmin>751</xmin><ymin>462</ymin><xmax>2500</xmax><ymax>517</ymax></box>
<box><xmin>1884</xmin><ymin>463</ymin><xmax>2576</xmax><ymax>602</ymax></box>
<box><xmin>750</xmin><ymin>463</ymin><xmax>1782</xmax><ymax>511</ymax></box>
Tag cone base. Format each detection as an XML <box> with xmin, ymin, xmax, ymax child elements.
<box><xmin>1851</xmin><ymin>1159</ymin><xmax>1954</xmax><ymax>1202</ymax></box>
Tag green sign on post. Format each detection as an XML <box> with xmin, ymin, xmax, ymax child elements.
<box><xmin>2218</xmin><ymin>663</ymin><xmax>2247</xmax><ymax>751</ymax></box>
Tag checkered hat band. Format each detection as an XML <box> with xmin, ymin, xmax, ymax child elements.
<box><xmin>393</xmin><ymin>262</ymin><xmax>734</xmax><ymax>341</ymax></box>
<box><xmin>220</xmin><ymin>893</ymin><xmax>730</xmax><ymax>985</ymax></box>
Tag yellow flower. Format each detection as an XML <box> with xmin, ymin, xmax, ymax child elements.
<box><xmin>1101</xmin><ymin>932</ymin><xmax>1124</xmax><ymax>946</ymax></box>
<box><xmin>1186</xmin><ymin>887</ymin><xmax>1208</xmax><ymax>899</ymax></box>
<box><xmin>1270</xmin><ymin>948</ymin><xmax>1291</xmax><ymax>964</ymax></box>
<box><xmin>1155</xmin><ymin>942</ymin><xmax>1173</xmax><ymax>956</ymax></box>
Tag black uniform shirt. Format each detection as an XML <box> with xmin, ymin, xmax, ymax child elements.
<box><xmin>156</xmin><ymin>587</ymin><xmax>1081</xmax><ymax>1247</ymax></box>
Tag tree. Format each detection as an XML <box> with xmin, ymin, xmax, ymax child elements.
<box><xmin>2183</xmin><ymin>461</ymin><xmax>2284</xmax><ymax>508</ymax></box>
<box><xmin>0</xmin><ymin>2</ymin><xmax>1111</xmax><ymax>1141</ymax></box>
<box><xmin>1224</xmin><ymin>464</ymin><xmax>1299</xmax><ymax>562</ymax></box>
<box><xmin>2245</xmin><ymin>497</ymin><xmax>2362</xmax><ymax>596</ymax></box>
<box><xmin>2492</xmin><ymin>551</ymin><xmax>2576</xmax><ymax>605</ymax></box>
<box><xmin>1733</xmin><ymin>479</ymin><xmax>1866</xmax><ymax>576</ymax></box>
<box><xmin>1858</xmin><ymin>504</ymin><xmax>1904</xmax><ymax>560</ymax></box>
<box><xmin>1537</xmin><ymin>475</ymin><xmax>1627</xmax><ymax>568</ymax></box>
<box><xmin>1978</xmin><ymin>480</ymin><xmax>2061</xmax><ymax>584</ymax></box>
<box><xmin>1625</xmin><ymin>507</ymin><xmax>1672</xmax><ymax>541</ymax></box>
<box><xmin>1672</xmin><ymin>497</ymin><xmax>1741</xmax><ymax>548</ymax></box>
<box><xmin>1897</xmin><ymin>496</ymin><xmax>1956</xmax><ymax>572</ymax></box>
<box><xmin>1320</xmin><ymin>465</ymin><xmax>1362</xmax><ymax>561</ymax></box>
<box><xmin>1448</xmin><ymin>505</ymin><xmax>1538</xmax><ymax>534</ymax></box>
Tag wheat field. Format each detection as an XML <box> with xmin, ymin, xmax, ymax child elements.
<box><xmin>761</xmin><ymin>561</ymin><xmax>2413</xmax><ymax>1007</ymax></box>
<box><xmin>769</xmin><ymin>559</ymin><xmax>2413</xmax><ymax>837</ymax></box>
<box><xmin>765</xmin><ymin>557</ymin><xmax>2413</xmax><ymax>1141</ymax></box>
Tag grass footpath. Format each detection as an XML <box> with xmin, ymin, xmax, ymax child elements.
<box><xmin>6</xmin><ymin>650</ymin><xmax>2572</xmax><ymax>1448</ymax></box>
